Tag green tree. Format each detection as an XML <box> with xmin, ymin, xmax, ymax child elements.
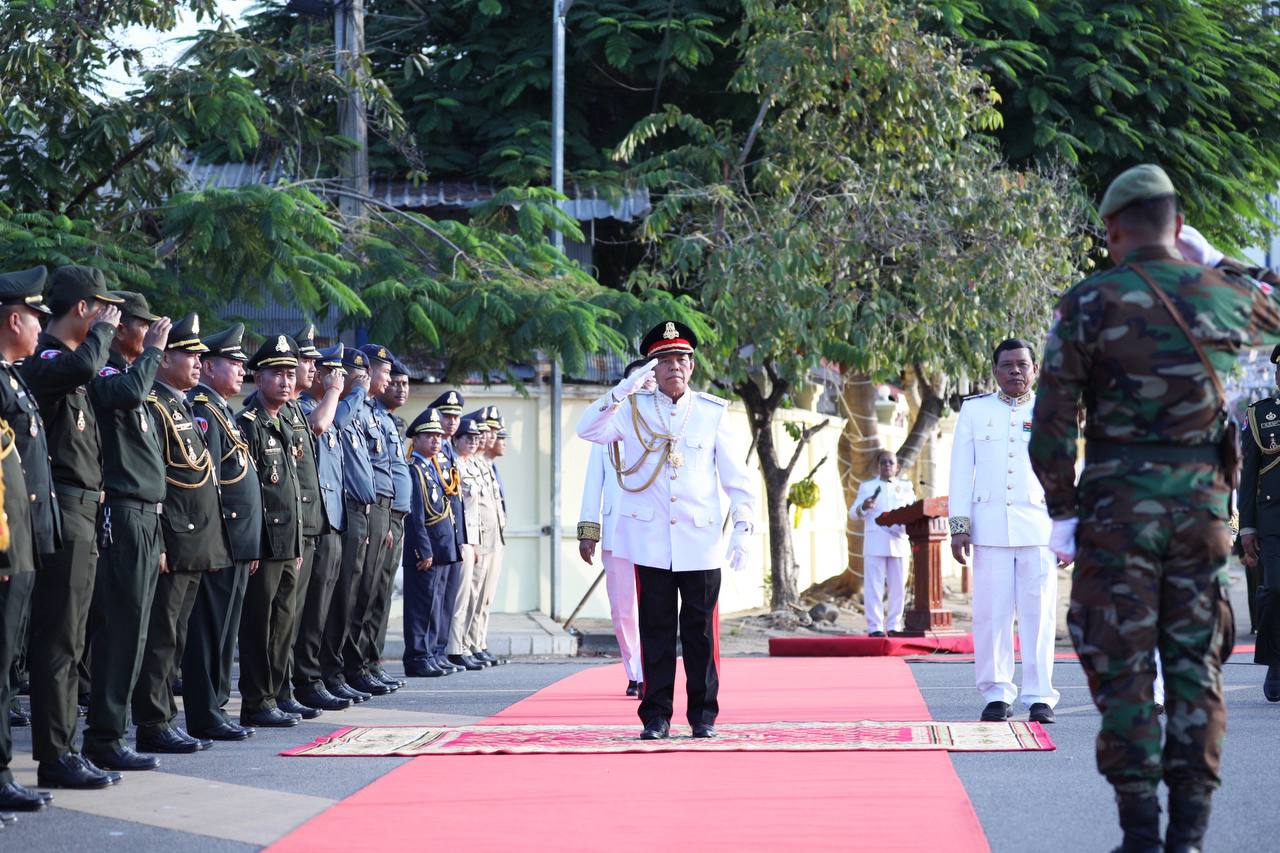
<box><xmin>927</xmin><ymin>0</ymin><xmax>1280</xmax><ymax>250</ymax></box>
<box><xmin>619</xmin><ymin>0</ymin><xmax>1089</xmax><ymax>610</ymax></box>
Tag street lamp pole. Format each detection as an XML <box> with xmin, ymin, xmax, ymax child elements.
<box><xmin>549</xmin><ymin>0</ymin><xmax>574</xmax><ymax>621</ymax></box>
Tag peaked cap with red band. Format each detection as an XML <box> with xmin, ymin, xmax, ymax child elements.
<box><xmin>640</xmin><ymin>320</ymin><xmax>697</xmax><ymax>358</ymax></box>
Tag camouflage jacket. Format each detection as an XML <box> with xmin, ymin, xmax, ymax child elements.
<box><xmin>1030</xmin><ymin>245</ymin><xmax>1280</xmax><ymax>523</ymax></box>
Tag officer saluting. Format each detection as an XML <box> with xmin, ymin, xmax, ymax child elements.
<box><xmin>0</xmin><ymin>267</ymin><xmax>55</xmax><ymax>814</ymax></box>
<box><xmin>577</xmin><ymin>321</ymin><xmax>757</xmax><ymax>740</ymax></box>
<box><xmin>182</xmin><ymin>323</ymin><xmax>259</xmax><ymax>742</ymax></box>
<box><xmin>81</xmin><ymin>292</ymin><xmax>171</xmax><ymax>773</ymax></box>
<box><xmin>1239</xmin><ymin>346</ymin><xmax>1280</xmax><ymax>701</ymax></box>
<box><xmin>133</xmin><ymin>314</ymin><xmax>228</xmax><ymax>755</ymax></box>
<box><xmin>22</xmin><ymin>266</ymin><xmax>124</xmax><ymax>790</ymax></box>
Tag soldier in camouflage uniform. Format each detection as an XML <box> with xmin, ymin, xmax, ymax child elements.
<box><xmin>1030</xmin><ymin>164</ymin><xmax>1280</xmax><ymax>852</ymax></box>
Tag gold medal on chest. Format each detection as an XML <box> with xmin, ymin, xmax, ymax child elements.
<box><xmin>28</xmin><ymin>421</ymin><xmax>38</xmax><ymax>438</ymax></box>
<box><xmin>76</xmin><ymin>409</ymin><xmax>86</xmax><ymax>432</ymax></box>
<box><xmin>8</xmin><ymin>377</ymin><xmax>17</xmax><ymax>390</ymax></box>
<box><xmin>270</xmin><ymin>467</ymin><xmax>280</xmax><ymax>484</ymax></box>
<box><xmin>327</xmin><ymin>433</ymin><xmax>337</xmax><ymax>449</ymax></box>
<box><xmin>668</xmin><ymin>449</ymin><xmax>685</xmax><ymax>468</ymax></box>
<box><xmin>268</xmin><ymin>437</ymin><xmax>277</xmax><ymax>447</ymax></box>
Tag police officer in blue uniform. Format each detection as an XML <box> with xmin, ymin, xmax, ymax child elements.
<box><xmin>426</xmin><ymin>389</ymin><xmax>467</xmax><ymax>674</ymax></box>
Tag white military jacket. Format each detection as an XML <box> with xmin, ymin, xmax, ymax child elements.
<box><xmin>851</xmin><ymin>477</ymin><xmax>915</xmax><ymax>558</ymax></box>
<box><xmin>576</xmin><ymin>387</ymin><xmax>757</xmax><ymax>572</ymax></box>
<box><xmin>578</xmin><ymin>440</ymin><xmax>624</xmax><ymax>548</ymax></box>
<box><xmin>947</xmin><ymin>391</ymin><xmax>1052</xmax><ymax>548</ymax></box>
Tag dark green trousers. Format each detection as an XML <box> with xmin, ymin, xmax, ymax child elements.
<box><xmin>238</xmin><ymin>557</ymin><xmax>298</xmax><ymax>714</ymax></box>
<box><xmin>29</xmin><ymin>492</ymin><xmax>98</xmax><ymax>763</ymax></box>
<box><xmin>0</xmin><ymin>571</ymin><xmax>35</xmax><ymax>783</ymax></box>
<box><xmin>320</xmin><ymin>500</ymin><xmax>368</xmax><ymax>683</ymax></box>
<box><xmin>83</xmin><ymin>503</ymin><xmax>163</xmax><ymax>751</ymax></box>
<box><xmin>293</xmin><ymin>531</ymin><xmax>342</xmax><ymax>693</ymax></box>
<box><xmin>277</xmin><ymin>536</ymin><xmax>317</xmax><ymax>704</ymax></box>
<box><xmin>366</xmin><ymin>513</ymin><xmax>405</xmax><ymax>670</ymax></box>
<box><xmin>346</xmin><ymin>503</ymin><xmax>390</xmax><ymax>679</ymax></box>
<box><xmin>7</xmin><ymin>579</ymin><xmax>30</xmax><ymax>716</ymax></box>
<box><xmin>132</xmin><ymin>569</ymin><xmax>201</xmax><ymax>730</ymax></box>
<box><xmin>182</xmin><ymin>560</ymin><xmax>249</xmax><ymax>732</ymax></box>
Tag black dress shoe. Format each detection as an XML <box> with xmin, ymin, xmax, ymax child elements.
<box><xmin>77</xmin><ymin>756</ymin><xmax>122</xmax><ymax>785</ymax></box>
<box><xmin>477</xmin><ymin>649</ymin><xmax>506</xmax><ymax>666</ymax></box>
<box><xmin>434</xmin><ymin>656</ymin><xmax>461</xmax><ymax>674</ymax></box>
<box><xmin>7</xmin><ymin>707</ymin><xmax>28</xmax><ymax>727</ymax></box>
<box><xmin>0</xmin><ymin>781</ymin><xmax>49</xmax><ymax>811</ymax></box>
<box><xmin>1028</xmin><ymin>703</ymin><xmax>1056</xmax><ymax>724</ymax></box>
<box><xmin>328</xmin><ymin>681</ymin><xmax>371</xmax><ymax>703</ymax></box>
<box><xmin>173</xmin><ymin>727</ymin><xmax>213</xmax><ymax>751</ymax></box>
<box><xmin>626</xmin><ymin>680</ymin><xmax>639</xmax><ymax>697</ymax></box>
<box><xmin>692</xmin><ymin>724</ymin><xmax>718</xmax><ymax>739</ymax></box>
<box><xmin>405</xmin><ymin>662</ymin><xmax>445</xmax><ymax>678</ymax></box>
<box><xmin>449</xmin><ymin>654</ymin><xmax>485</xmax><ymax>671</ymax></box>
<box><xmin>640</xmin><ymin>720</ymin><xmax>670</xmax><ymax>740</ymax></box>
<box><xmin>980</xmin><ymin>701</ymin><xmax>1014</xmax><ymax>722</ymax></box>
<box><xmin>82</xmin><ymin>745</ymin><xmax>160</xmax><ymax>772</ymax></box>
<box><xmin>373</xmin><ymin>669</ymin><xmax>405</xmax><ymax>688</ymax></box>
<box><xmin>349</xmin><ymin>673</ymin><xmax>391</xmax><ymax>695</ymax></box>
<box><xmin>137</xmin><ymin>726</ymin><xmax>202</xmax><ymax>754</ymax></box>
<box><xmin>6</xmin><ymin>783</ymin><xmax>51</xmax><ymax>805</ymax></box>
<box><xmin>1265</xmin><ymin>664</ymin><xmax>1280</xmax><ymax>702</ymax></box>
<box><xmin>188</xmin><ymin>721</ymin><xmax>253</xmax><ymax>741</ymax></box>
<box><xmin>240</xmin><ymin>707</ymin><xmax>300</xmax><ymax>728</ymax></box>
<box><xmin>278</xmin><ymin>697</ymin><xmax>322</xmax><ymax>719</ymax></box>
<box><xmin>36</xmin><ymin>754</ymin><xmax>114</xmax><ymax>790</ymax></box>
<box><xmin>296</xmin><ymin>687</ymin><xmax>352</xmax><ymax>711</ymax></box>
<box><xmin>868</xmin><ymin>631</ymin><xmax>887</xmax><ymax>638</ymax></box>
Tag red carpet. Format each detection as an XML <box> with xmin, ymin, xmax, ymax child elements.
<box><xmin>769</xmin><ymin>632</ymin><xmax>1005</xmax><ymax>657</ymax></box>
<box><xmin>269</xmin><ymin>658</ymin><xmax>990</xmax><ymax>853</ymax></box>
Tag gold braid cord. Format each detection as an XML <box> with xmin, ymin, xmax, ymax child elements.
<box><xmin>415</xmin><ymin>466</ymin><xmax>453</xmax><ymax>525</ymax></box>
<box><xmin>203</xmin><ymin>403</ymin><xmax>250</xmax><ymax>486</ymax></box>
<box><xmin>433</xmin><ymin>455</ymin><xmax>461</xmax><ymax>496</ymax></box>
<box><xmin>610</xmin><ymin>398</ymin><xmax>679</xmax><ymax>494</ymax></box>
<box><xmin>150</xmin><ymin>399</ymin><xmax>213</xmax><ymax>489</ymax></box>
<box><xmin>0</xmin><ymin>417</ymin><xmax>12</xmax><ymax>552</ymax></box>
<box><xmin>1247</xmin><ymin>407</ymin><xmax>1280</xmax><ymax>477</ymax></box>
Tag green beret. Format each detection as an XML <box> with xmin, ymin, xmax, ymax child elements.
<box><xmin>1098</xmin><ymin>164</ymin><xmax>1176</xmax><ymax>219</ymax></box>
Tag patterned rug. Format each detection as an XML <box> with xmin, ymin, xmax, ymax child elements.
<box><xmin>282</xmin><ymin>720</ymin><xmax>1055</xmax><ymax>757</ymax></box>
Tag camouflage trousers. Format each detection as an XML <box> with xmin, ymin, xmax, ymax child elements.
<box><xmin>1068</xmin><ymin>510</ymin><xmax>1235</xmax><ymax>789</ymax></box>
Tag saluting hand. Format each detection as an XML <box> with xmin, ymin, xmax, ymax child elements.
<box><xmin>322</xmin><ymin>369</ymin><xmax>344</xmax><ymax>393</ymax></box>
<box><xmin>612</xmin><ymin>359</ymin><xmax>659</xmax><ymax>401</ymax></box>
<box><xmin>94</xmin><ymin>304</ymin><xmax>123</xmax><ymax>329</ymax></box>
<box><xmin>142</xmin><ymin>316</ymin><xmax>173</xmax><ymax>351</ymax></box>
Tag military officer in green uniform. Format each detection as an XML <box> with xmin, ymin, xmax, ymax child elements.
<box><xmin>133</xmin><ymin>314</ymin><xmax>229</xmax><ymax>754</ymax></box>
<box><xmin>237</xmin><ymin>335</ymin><xmax>306</xmax><ymax>728</ymax></box>
<box><xmin>183</xmin><ymin>323</ymin><xmax>259</xmax><ymax>741</ymax></box>
<box><xmin>1238</xmin><ymin>346</ymin><xmax>1280</xmax><ymax>702</ymax></box>
<box><xmin>81</xmin><ymin>293</ymin><xmax>171</xmax><ymax>773</ymax></box>
<box><xmin>1030</xmin><ymin>165</ymin><xmax>1280</xmax><ymax>852</ymax></box>
<box><xmin>22</xmin><ymin>266</ymin><xmax>124</xmax><ymax>790</ymax></box>
<box><xmin>0</xmin><ymin>267</ymin><xmax>55</xmax><ymax>814</ymax></box>
<box><xmin>271</xmin><ymin>325</ymin><xmax>328</xmax><ymax>719</ymax></box>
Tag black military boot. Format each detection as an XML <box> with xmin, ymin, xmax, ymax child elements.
<box><xmin>1110</xmin><ymin>784</ymin><xmax>1162</xmax><ymax>853</ymax></box>
<box><xmin>1165</xmin><ymin>785</ymin><xmax>1213</xmax><ymax>853</ymax></box>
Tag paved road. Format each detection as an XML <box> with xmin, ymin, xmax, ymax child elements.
<box><xmin>6</xmin><ymin>651</ymin><xmax>1278</xmax><ymax>851</ymax></box>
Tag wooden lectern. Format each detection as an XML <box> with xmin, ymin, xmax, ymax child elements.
<box><xmin>876</xmin><ymin>496</ymin><xmax>957</xmax><ymax>635</ymax></box>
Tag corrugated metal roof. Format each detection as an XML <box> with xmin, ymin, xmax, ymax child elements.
<box><xmin>179</xmin><ymin>157</ymin><xmax>651</xmax><ymax>222</ymax></box>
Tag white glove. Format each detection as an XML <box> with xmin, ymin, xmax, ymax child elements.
<box><xmin>727</xmin><ymin>522</ymin><xmax>751</xmax><ymax>573</ymax></box>
<box><xmin>1049</xmin><ymin>518</ymin><xmax>1078</xmax><ymax>564</ymax></box>
<box><xmin>611</xmin><ymin>359</ymin><xmax>658</xmax><ymax>401</ymax></box>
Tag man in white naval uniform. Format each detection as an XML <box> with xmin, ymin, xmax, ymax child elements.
<box><xmin>850</xmin><ymin>450</ymin><xmax>915</xmax><ymax>636</ymax></box>
<box><xmin>577</xmin><ymin>361</ymin><xmax>652</xmax><ymax>697</ymax></box>
<box><xmin>948</xmin><ymin>338</ymin><xmax>1059</xmax><ymax>724</ymax></box>
<box><xmin>577</xmin><ymin>321</ymin><xmax>757</xmax><ymax>740</ymax></box>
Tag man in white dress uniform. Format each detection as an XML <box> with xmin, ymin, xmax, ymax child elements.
<box><xmin>577</xmin><ymin>361</ymin><xmax>650</xmax><ymax>697</ymax></box>
<box><xmin>948</xmin><ymin>338</ymin><xmax>1059</xmax><ymax>724</ymax></box>
<box><xmin>577</xmin><ymin>321</ymin><xmax>757</xmax><ymax>740</ymax></box>
<box><xmin>850</xmin><ymin>450</ymin><xmax>915</xmax><ymax>636</ymax></box>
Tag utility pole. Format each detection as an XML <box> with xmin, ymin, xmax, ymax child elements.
<box><xmin>335</xmin><ymin>0</ymin><xmax>368</xmax><ymax>222</ymax></box>
<box><xmin>548</xmin><ymin>0</ymin><xmax>573</xmax><ymax>620</ymax></box>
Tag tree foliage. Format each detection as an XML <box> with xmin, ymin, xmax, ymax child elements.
<box><xmin>619</xmin><ymin>0</ymin><xmax>1090</xmax><ymax>608</ymax></box>
<box><xmin>927</xmin><ymin>0</ymin><xmax>1280</xmax><ymax>249</ymax></box>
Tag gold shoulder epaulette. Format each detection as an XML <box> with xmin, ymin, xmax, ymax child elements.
<box><xmin>193</xmin><ymin>393</ymin><xmax>209</xmax><ymax>403</ymax></box>
<box><xmin>697</xmin><ymin>391</ymin><xmax>728</xmax><ymax>407</ymax></box>
<box><xmin>241</xmin><ymin>409</ymin><xmax>257</xmax><ymax>422</ymax></box>
<box><xmin>147</xmin><ymin>391</ymin><xmax>158</xmax><ymax>402</ymax></box>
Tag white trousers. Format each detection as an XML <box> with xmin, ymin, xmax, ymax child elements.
<box><xmin>447</xmin><ymin>545</ymin><xmax>477</xmax><ymax>655</ymax></box>
<box><xmin>466</xmin><ymin>541</ymin><xmax>503</xmax><ymax>652</ymax></box>
<box><xmin>972</xmin><ymin>544</ymin><xmax>1060</xmax><ymax>708</ymax></box>
<box><xmin>603</xmin><ymin>549</ymin><xmax>643</xmax><ymax>681</ymax></box>
<box><xmin>864</xmin><ymin>555</ymin><xmax>906</xmax><ymax>634</ymax></box>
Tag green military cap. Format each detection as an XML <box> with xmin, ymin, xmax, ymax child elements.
<box><xmin>201</xmin><ymin>322</ymin><xmax>249</xmax><ymax>362</ymax></box>
<box><xmin>407</xmin><ymin>407</ymin><xmax>445</xmax><ymax>436</ymax></box>
<box><xmin>292</xmin><ymin>323</ymin><xmax>322</xmax><ymax>359</ymax></box>
<box><xmin>1098</xmin><ymin>164</ymin><xmax>1177</xmax><ymax>219</ymax></box>
<box><xmin>112</xmin><ymin>291</ymin><xmax>161</xmax><ymax>323</ymax></box>
<box><xmin>0</xmin><ymin>266</ymin><xmax>51</xmax><ymax>315</ymax></box>
<box><xmin>248</xmin><ymin>334</ymin><xmax>299</xmax><ymax>370</ymax></box>
<box><xmin>167</xmin><ymin>313</ymin><xmax>210</xmax><ymax>353</ymax></box>
<box><xmin>47</xmin><ymin>265</ymin><xmax>125</xmax><ymax>308</ymax></box>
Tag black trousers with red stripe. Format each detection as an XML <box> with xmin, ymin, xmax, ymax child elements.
<box><xmin>635</xmin><ymin>565</ymin><xmax>720</xmax><ymax>727</ymax></box>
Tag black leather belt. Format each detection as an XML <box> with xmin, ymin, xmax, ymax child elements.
<box><xmin>390</xmin><ymin>509</ymin><xmax>407</xmax><ymax>520</ymax></box>
<box><xmin>375</xmin><ymin>495</ymin><xmax>393</xmax><ymax>508</ymax></box>
<box><xmin>54</xmin><ymin>483</ymin><xmax>104</xmax><ymax>505</ymax></box>
<box><xmin>344</xmin><ymin>496</ymin><xmax>372</xmax><ymax>515</ymax></box>
<box><xmin>1085</xmin><ymin>442</ymin><xmax>1218</xmax><ymax>465</ymax></box>
<box><xmin>107</xmin><ymin>497</ymin><xmax>164</xmax><ymax>514</ymax></box>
